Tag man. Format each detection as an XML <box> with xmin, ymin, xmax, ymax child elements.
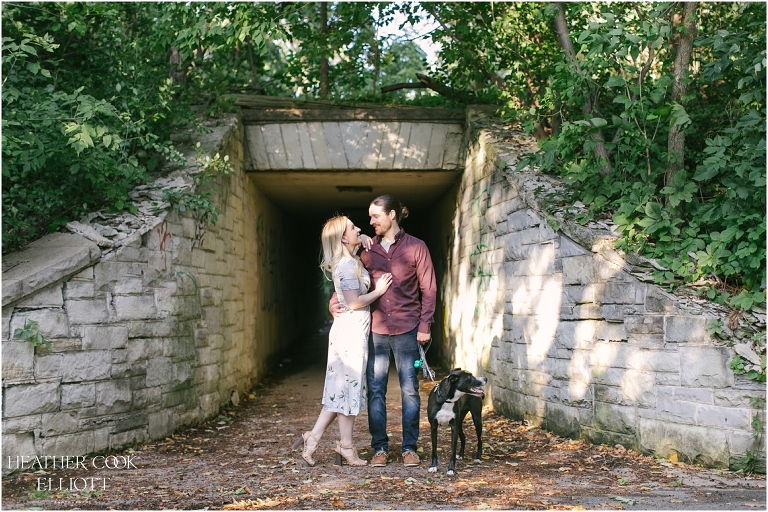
<box><xmin>330</xmin><ymin>194</ymin><xmax>436</xmax><ymax>467</ymax></box>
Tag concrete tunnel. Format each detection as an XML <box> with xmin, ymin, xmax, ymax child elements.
<box><xmin>237</xmin><ymin>97</ymin><xmax>467</xmax><ymax>366</ymax></box>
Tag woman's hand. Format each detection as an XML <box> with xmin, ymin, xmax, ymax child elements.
<box><xmin>360</xmin><ymin>234</ymin><xmax>373</xmax><ymax>251</ymax></box>
<box><xmin>374</xmin><ymin>273</ymin><xmax>393</xmax><ymax>295</ymax></box>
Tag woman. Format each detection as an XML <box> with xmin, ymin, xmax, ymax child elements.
<box><xmin>292</xmin><ymin>215</ymin><xmax>392</xmax><ymax>466</ymax></box>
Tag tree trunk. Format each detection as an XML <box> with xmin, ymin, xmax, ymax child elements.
<box><xmin>372</xmin><ymin>38</ymin><xmax>380</xmax><ymax>96</ymax></box>
<box><xmin>169</xmin><ymin>45</ymin><xmax>185</xmax><ymax>85</ymax></box>
<box><xmin>319</xmin><ymin>3</ymin><xmax>329</xmax><ymax>99</ymax></box>
<box><xmin>665</xmin><ymin>2</ymin><xmax>698</xmax><ymax>204</ymax></box>
<box><xmin>552</xmin><ymin>3</ymin><xmax>612</xmax><ymax>176</ymax></box>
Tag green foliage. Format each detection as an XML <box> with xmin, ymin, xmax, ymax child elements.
<box><xmin>13</xmin><ymin>320</ymin><xmax>52</xmax><ymax>350</ymax></box>
<box><xmin>510</xmin><ymin>2</ymin><xmax>766</xmax><ymax>310</ymax></box>
<box><xmin>2</xmin><ymin>3</ymin><xmax>187</xmax><ymax>253</ymax></box>
<box><xmin>728</xmin><ymin>332</ymin><xmax>767</xmax><ymax>383</ymax></box>
<box><xmin>162</xmin><ymin>144</ymin><xmax>234</xmax><ymax>228</ymax></box>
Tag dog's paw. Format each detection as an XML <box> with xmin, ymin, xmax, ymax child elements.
<box><xmin>455</xmin><ymin>455</ymin><xmax>463</xmax><ymax>460</ymax></box>
<box><xmin>428</xmin><ymin>466</ymin><xmax>437</xmax><ymax>473</ymax></box>
<box><xmin>446</xmin><ymin>469</ymin><xmax>455</xmax><ymax>476</ymax></box>
<box><xmin>473</xmin><ymin>458</ymin><xmax>482</xmax><ymax>463</ymax></box>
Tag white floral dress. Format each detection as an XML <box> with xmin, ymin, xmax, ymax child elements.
<box><xmin>322</xmin><ymin>256</ymin><xmax>371</xmax><ymax>415</ymax></box>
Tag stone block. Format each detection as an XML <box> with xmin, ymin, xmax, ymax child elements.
<box><xmin>620</xmin><ymin>370</ymin><xmax>656</xmax><ymax>407</ymax></box>
<box><xmin>626</xmin><ymin>349</ymin><xmax>680</xmax><ymax>374</ymax></box>
<box><xmin>16</xmin><ymin>283</ymin><xmax>64</xmax><ymax>308</ymax></box>
<box><xmin>2</xmin><ymin>415</ymin><xmax>43</xmax><ymax>437</ymax></box>
<box><xmin>60</xmin><ymin>351</ymin><xmax>111</xmax><ymax>383</ymax></box>
<box><xmin>41</xmin><ymin>411</ymin><xmax>79</xmax><ymax>436</ymax></box>
<box><xmin>109</xmin><ymin>428</ymin><xmax>148</xmax><ymax>450</ymax></box>
<box><xmin>3</xmin><ymin>381</ymin><xmax>60</xmax><ymax>417</ymax></box>
<box><xmin>146</xmin><ymin>357</ymin><xmax>174</xmax><ymax>387</ymax></box>
<box><xmin>95</xmin><ymin>379</ymin><xmax>133</xmax><ymax>415</ymax></box>
<box><xmin>592</xmin><ymin>367</ymin><xmax>625</xmax><ymax>387</ymax></box>
<box><xmin>559</xmin><ymin>235</ymin><xmax>590</xmax><ymax>257</ymax></box>
<box><xmin>560</xmin><ymin>381</ymin><xmax>592</xmax><ymax>407</ymax></box>
<box><xmin>149</xmin><ymin>410</ymin><xmax>174</xmax><ymax>440</ymax></box>
<box><xmin>61</xmin><ymin>383</ymin><xmax>96</xmax><ymax>410</ymax></box>
<box><xmin>113</xmin><ymin>295</ymin><xmax>159</xmax><ymax>321</ymax></box>
<box><xmin>113</xmin><ymin>278</ymin><xmax>144</xmax><ymax>295</ymax></box>
<box><xmin>82</xmin><ymin>325</ymin><xmax>128</xmax><ymax>350</ymax></box>
<box><xmin>562</xmin><ymin>256</ymin><xmax>595</xmax><ymax>285</ymax></box>
<box><xmin>10</xmin><ymin>309</ymin><xmax>70</xmax><ymax>338</ymax></box>
<box><xmin>674</xmin><ymin>387</ymin><xmax>713</xmax><ymax>404</ymax></box>
<box><xmin>67</xmin><ymin>299</ymin><xmax>110</xmax><ymax>324</ymax></box>
<box><xmin>645</xmin><ymin>287</ymin><xmax>677</xmax><ymax>313</ymax></box>
<box><xmin>111</xmin><ymin>360</ymin><xmax>148</xmax><ymax>379</ymax></box>
<box><xmin>625</xmin><ymin>315</ymin><xmax>664</xmax><ymax>335</ymax></box>
<box><xmin>714</xmin><ymin>389</ymin><xmax>764</xmax><ymax>409</ymax></box>
<box><xmin>679</xmin><ymin>346</ymin><xmax>733</xmax><ymax>388</ymax></box>
<box><xmin>657</xmin><ymin>399</ymin><xmax>697</xmax><ymax>423</ymax></box>
<box><xmin>602</xmin><ymin>305</ymin><xmax>625</xmax><ymax>322</ymax></box>
<box><xmin>2</xmin><ymin>433</ymin><xmax>36</xmax><ymax>476</ymax></box>
<box><xmin>507</xmin><ymin>209</ymin><xmax>540</xmax><ymax>232</ymax></box>
<box><xmin>695</xmin><ymin>404</ymin><xmax>750</xmax><ymax>430</ymax></box>
<box><xmin>638</xmin><ymin>418</ymin><xmax>729</xmax><ymax>467</ymax></box>
<box><xmin>595</xmin><ymin>284</ymin><xmax>638</xmax><ymax>305</ymax></box>
<box><xmin>544</xmin><ymin>402</ymin><xmax>582</xmax><ymax>438</ymax></box>
<box><xmin>561</xmin><ymin>285</ymin><xmax>595</xmax><ymax>308</ymax></box>
<box><xmin>2</xmin><ymin>341</ymin><xmax>34</xmax><ymax>381</ymax></box>
<box><xmin>627</xmin><ymin>333</ymin><xmax>665</xmax><ymax>348</ymax></box>
<box><xmin>64</xmin><ymin>280</ymin><xmax>95</xmax><ymax>299</ymax></box>
<box><xmin>596</xmin><ymin>322</ymin><xmax>627</xmax><ymax>342</ymax></box>
<box><xmin>666</xmin><ymin>316</ymin><xmax>715</xmax><ymax>343</ymax></box>
<box><xmin>561</xmin><ymin>304</ymin><xmax>603</xmax><ymax>321</ymax></box>
<box><xmin>110</xmin><ymin>411</ymin><xmax>148</xmax><ymax>433</ymax></box>
<box><xmin>2</xmin><ymin>306</ymin><xmax>13</xmax><ymax>341</ymax></box>
<box><xmin>594</xmin><ymin>402</ymin><xmax>637</xmax><ymax>434</ymax></box>
<box><xmin>554</xmin><ymin>321</ymin><xmax>600</xmax><ymax>350</ymax></box>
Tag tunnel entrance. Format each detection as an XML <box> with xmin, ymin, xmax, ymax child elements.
<box><xmin>236</xmin><ymin>96</ymin><xmax>467</xmax><ymax>361</ymax></box>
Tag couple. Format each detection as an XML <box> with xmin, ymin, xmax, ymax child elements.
<box><xmin>293</xmin><ymin>194</ymin><xmax>436</xmax><ymax>467</ymax></box>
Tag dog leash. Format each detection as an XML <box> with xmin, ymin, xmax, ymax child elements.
<box><xmin>415</xmin><ymin>343</ymin><xmax>436</xmax><ymax>382</ymax></box>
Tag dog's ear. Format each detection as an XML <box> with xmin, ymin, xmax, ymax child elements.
<box><xmin>449</xmin><ymin>368</ymin><xmax>463</xmax><ymax>376</ymax></box>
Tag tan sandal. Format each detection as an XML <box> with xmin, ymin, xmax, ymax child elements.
<box><xmin>334</xmin><ymin>441</ymin><xmax>367</xmax><ymax>466</ymax></box>
<box><xmin>290</xmin><ymin>431</ymin><xmax>319</xmax><ymax>466</ymax></box>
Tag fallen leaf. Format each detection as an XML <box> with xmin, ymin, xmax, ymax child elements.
<box><xmin>332</xmin><ymin>497</ymin><xmax>345</xmax><ymax>507</ymax></box>
<box><xmin>668</xmin><ymin>453</ymin><xmax>678</xmax><ymax>463</ymax></box>
<box><xmin>470</xmin><ymin>480</ymin><xmax>488</xmax><ymax>485</ymax></box>
<box><xmin>404</xmin><ymin>477</ymin><xmax>418</xmax><ymax>485</ymax></box>
<box><xmin>670</xmin><ymin>499</ymin><xmax>682</xmax><ymax>504</ymax></box>
<box><xmin>477</xmin><ymin>504</ymin><xmax>491</xmax><ymax>510</ymax></box>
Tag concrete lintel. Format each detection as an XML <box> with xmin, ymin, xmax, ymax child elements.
<box><xmin>2</xmin><ymin>233</ymin><xmax>101</xmax><ymax>307</ymax></box>
<box><xmin>241</xmin><ymin>108</ymin><xmax>466</xmax><ymax>124</ymax></box>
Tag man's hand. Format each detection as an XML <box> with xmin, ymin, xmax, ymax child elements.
<box><xmin>417</xmin><ymin>331</ymin><xmax>431</xmax><ymax>344</ymax></box>
<box><xmin>330</xmin><ymin>302</ymin><xmax>347</xmax><ymax>318</ymax></box>
<box><xmin>360</xmin><ymin>234</ymin><xmax>373</xmax><ymax>251</ymax></box>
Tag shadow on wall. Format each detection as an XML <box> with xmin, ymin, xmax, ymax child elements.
<box><xmin>427</xmin><ymin>117</ymin><xmax>765</xmax><ymax>470</ymax></box>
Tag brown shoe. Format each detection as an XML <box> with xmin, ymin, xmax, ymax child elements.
<box><xmin>370</xmin><ymin>451</ymin><xmax>388</xmax><ymax>467</ymax></box>
<box><xmin>403</xmin><ymin>450</ymin><xmax>420</xmax><ymax>467</ymax></box>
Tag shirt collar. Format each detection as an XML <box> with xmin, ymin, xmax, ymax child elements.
<box><xmin>375</xmin><ymin>228</ymin><xmax>405</xmax><ymax>246</ymax></box>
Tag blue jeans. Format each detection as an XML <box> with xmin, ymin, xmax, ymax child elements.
<box><xmin>367</xmin><ymin>327</ymin><xmax>421</xmax><ymax>454</ymax></box>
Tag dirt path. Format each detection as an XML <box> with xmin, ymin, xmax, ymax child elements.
<box><xmin>2</xmin><ymin>349</ymin><xmax>765</xmax><ymax>510</ymax></box>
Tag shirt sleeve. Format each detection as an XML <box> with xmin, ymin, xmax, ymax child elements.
<box><xmin>336</xmin><ymin>259</ymin><xmax>361</xmax><ymax>291</ymax></box>
<box><xmin>415</xmin><ymin>242</ymin><xmax>437</xmax><ymax>334</ymax></box>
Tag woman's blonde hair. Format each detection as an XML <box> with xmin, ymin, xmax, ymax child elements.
<box><xmin>319</xmin><ymin>215</ymin><xmax>364</xmax><ymax>282</ymax></box>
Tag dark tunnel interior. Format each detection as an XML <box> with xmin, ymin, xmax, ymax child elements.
<box><xmin>275</xmin><ymin>195</ymin><xmax>452</xmax><ymax>371</ymax></box>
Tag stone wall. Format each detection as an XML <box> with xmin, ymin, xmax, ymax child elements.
<box><xmin>1</xmin><ymin>115</ymin><xmax>300</xmax><ymax>474</ymax></box>
<box><xmin>430</xmin><ymin>107</ymin><xmax>766</xmax><ymax>470</ymax></box>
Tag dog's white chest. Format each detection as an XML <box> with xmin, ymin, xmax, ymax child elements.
<box><xmin>435</xmin><ymin>402</ymin><xmax>456</xmax><ymax>425</ymax></box>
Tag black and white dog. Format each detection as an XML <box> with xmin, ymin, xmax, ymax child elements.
<box><xmin>427</xmin><ymin>368</ymin><xmax>487</xmax><ymax>475</ymax></box>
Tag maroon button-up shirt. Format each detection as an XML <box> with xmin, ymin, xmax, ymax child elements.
<box><xmin>359</xmin><ymin>228</ymin><xmax>437</xmax><ymax>336</ymax></box>
<box><xmin>330</xmin><ymin>228</ymin><xmax>437</xmax><ymax>336</ymax></box>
